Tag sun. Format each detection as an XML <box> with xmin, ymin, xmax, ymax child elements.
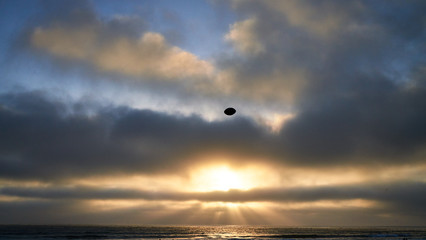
<box><xmin>189</xmin><ymin>163</ymin><xmax>278</xmax><ymax>192</ymax></box>
<box><xmin>191</xmin><ymin>166</ymin><xmax>248</xmax><ymax>191</ymax></box>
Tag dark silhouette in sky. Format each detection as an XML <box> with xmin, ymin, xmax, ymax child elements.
<box><xmin>224</xmin><ymin>107</ymin><xmax>236</xmax><ymax>116</ymax></box>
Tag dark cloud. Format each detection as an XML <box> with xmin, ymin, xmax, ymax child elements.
<box><xmin>2</xmin><ymin>181</ymin><xmax>425</xmax><ymax>205</ymax></box>
<box><xmin>1</xmin><ymin>90</ymin><xmax>426</xmax><ymax>181</ymax></box>
<box><xmin>1</xmin><ymin>181</ymin><xmax>425</xmax><ymax>225</ymax></box>
<box><xmin>219</xmin><ymin>0</ymin><xmax>426</xmax><ymax>164</ymax></box>
<box><xmin>0</xmin><ymin>91</ymin><xmax>269</xmax><ymax>181</ymax></box>
<box><xmin>279</xmin><ymin>76</ymin><xmax>426</xmax><ymax>164</ymax></box>
<box><xmin>0</xmin><ymin>199</ymin><xmax>397</xmax><ymax>225</ymax></box>
<box><xmin>370</xmin><ymin>0</ymin><xmax>426</xmax><ymax>40</ymax></box>
<box><xmin>0</xmin><ymin>200</ymin><xmax>264</xmax><ymax>225</ymax></box>
<box><xmin>222</xmin><ymin>0</ymin><xmax>426</xmax><ymax>100</ymax></box>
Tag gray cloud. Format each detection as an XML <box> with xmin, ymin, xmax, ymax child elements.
<box><xmin>0</xmin><ymin>200</ymin><xmax>398</xmax><ymax>225</ymax></box>
<box><xmin>1</xmin><ymin>89</ymin><xmax>426</xmax><ymax>181</ymax></box>
<box><xmin>279</xmin><ymin>76</ymin><xmax>426</xmax><ymax>164</ymax></box>
<box><xmin>219</xmin><ymin>0</ymin><xmax>426</xmax><ymax>102</ymax></box>
<box><xmin>2</xmin><ymin>181</ymin><xmax>425</xmax><ymax>205</ymax></box>
<box><xmin>0</xmin><ymin>91</ymin><xmax>269</xmax><ymax>181</ymax></box>
<box><xmin>1</xmin><ymin>181</ymin><xmax>425</xmax><ymax>225</ymax></box>
<box><xmin>0</xmin><ymin>199</ymin><xmax>422</xmax><ymax>226</ymax></box>
<box><xmin>221</xmin><ymin>0</ymin><xmax>426</xmax><ymax>164</ymax></box>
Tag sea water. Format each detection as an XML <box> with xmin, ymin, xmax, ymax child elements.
<box><xmin>0</xmin><ymin>225</ymin><xmax>425</xmax><ymax>239</ymax></box>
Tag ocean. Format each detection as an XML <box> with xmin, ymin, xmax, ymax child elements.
<box><xmin>1</xmin><ymin>225</ymin><xmax>426</xmax><ymax>239</ymax></box>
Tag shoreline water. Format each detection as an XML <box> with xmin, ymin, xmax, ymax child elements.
<box><xmin>1</xmin><ymin>225</ymin><xmax>426</xmax><ymax>239</ymax></box>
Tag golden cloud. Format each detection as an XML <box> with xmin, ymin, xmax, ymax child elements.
<box><xmin>32</xmin><ymin>26</ymin><xmax>214</xmax><ymax>80</ymax></box>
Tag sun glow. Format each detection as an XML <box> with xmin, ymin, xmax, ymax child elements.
<box><xmin>192</xmin><ymin>166</ymin><xmax>252</xmax><ymax>191</ymax></box>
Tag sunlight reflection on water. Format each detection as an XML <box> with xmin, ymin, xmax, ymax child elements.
<box><xmin>1</xmin><ymin>225</ymin><xmax>426</xmax><ymax>239</ymax></box>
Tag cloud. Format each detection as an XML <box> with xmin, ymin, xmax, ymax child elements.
<box><xmin>1</xmin><ymin>90</ymin><xmax>426</xmax><ymax>183</ymax></box>
<box><xmin>225</xmin><ymin>18</ymin><xmax>264</xmax><ymax>55</ymax></box>
<box><xmin>1</xmin><ymin>181</ymin><xmax>425</xmax><ymax>225</ymax></box>
<box><xmin>20</xmin><ymin>0</ymin><xmax>426</xmax><ymax>108</ymax></box>
<box><xmin>32</xmin><ymin>25</ymin><xmax>213</xmax><ymax>80</ymax></box>
<box><xmin>2</xmin><ymin>181</ymin><xmax>425</xmax><ymax>205</ymax></box>
<box><xmin>262</xmin><ymin>0</ymin><xmax>366</xmax><ymax>37</ymax></box>
<box><xmin>217</xmin><ymin>0</ymin><xmax>426</xmax><ymax>104</ymax></box>
<box><xmin>0</xmin><ymin>91</ymin><xmax>268</xmax><ymax>181</ymax></box>
<box><xmin>219</xmin><ymin>0</ymin><xmax>426</xmax><ymax>159</ymax></box>
<box><xmin>279</xmin><ymin>74</ymin><xmax>426</xmax><ymax>164</ymax></box>
<box><xmin>28</xmin><ymin>0</ymin><xmax>214</xmax><ymax>83</ymax></box>
<box><xmin>1</xmin><ymin>198</ymin><xmax>421</xmax><ymax>225</ymax></box>
<box><xmin>32</xmin><ymin>26</ymin><xmax>96</xmax><ymax>59</ymax></box>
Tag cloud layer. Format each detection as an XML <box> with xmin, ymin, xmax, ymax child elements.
<box><xmin>1</xmin><ymin>89</ymin><xmax>425</xmax><ymax>182</ymax></box>
<box><xmin>1</xmin><ymin>180</ymin><xmax>425</xmax><ymax>225</ymax></box>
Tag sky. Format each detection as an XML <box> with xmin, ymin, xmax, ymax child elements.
<box><xmin>0</xmin><ymin>0</ymin><xmax>426</xmax><ymax>226</ymax></box>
